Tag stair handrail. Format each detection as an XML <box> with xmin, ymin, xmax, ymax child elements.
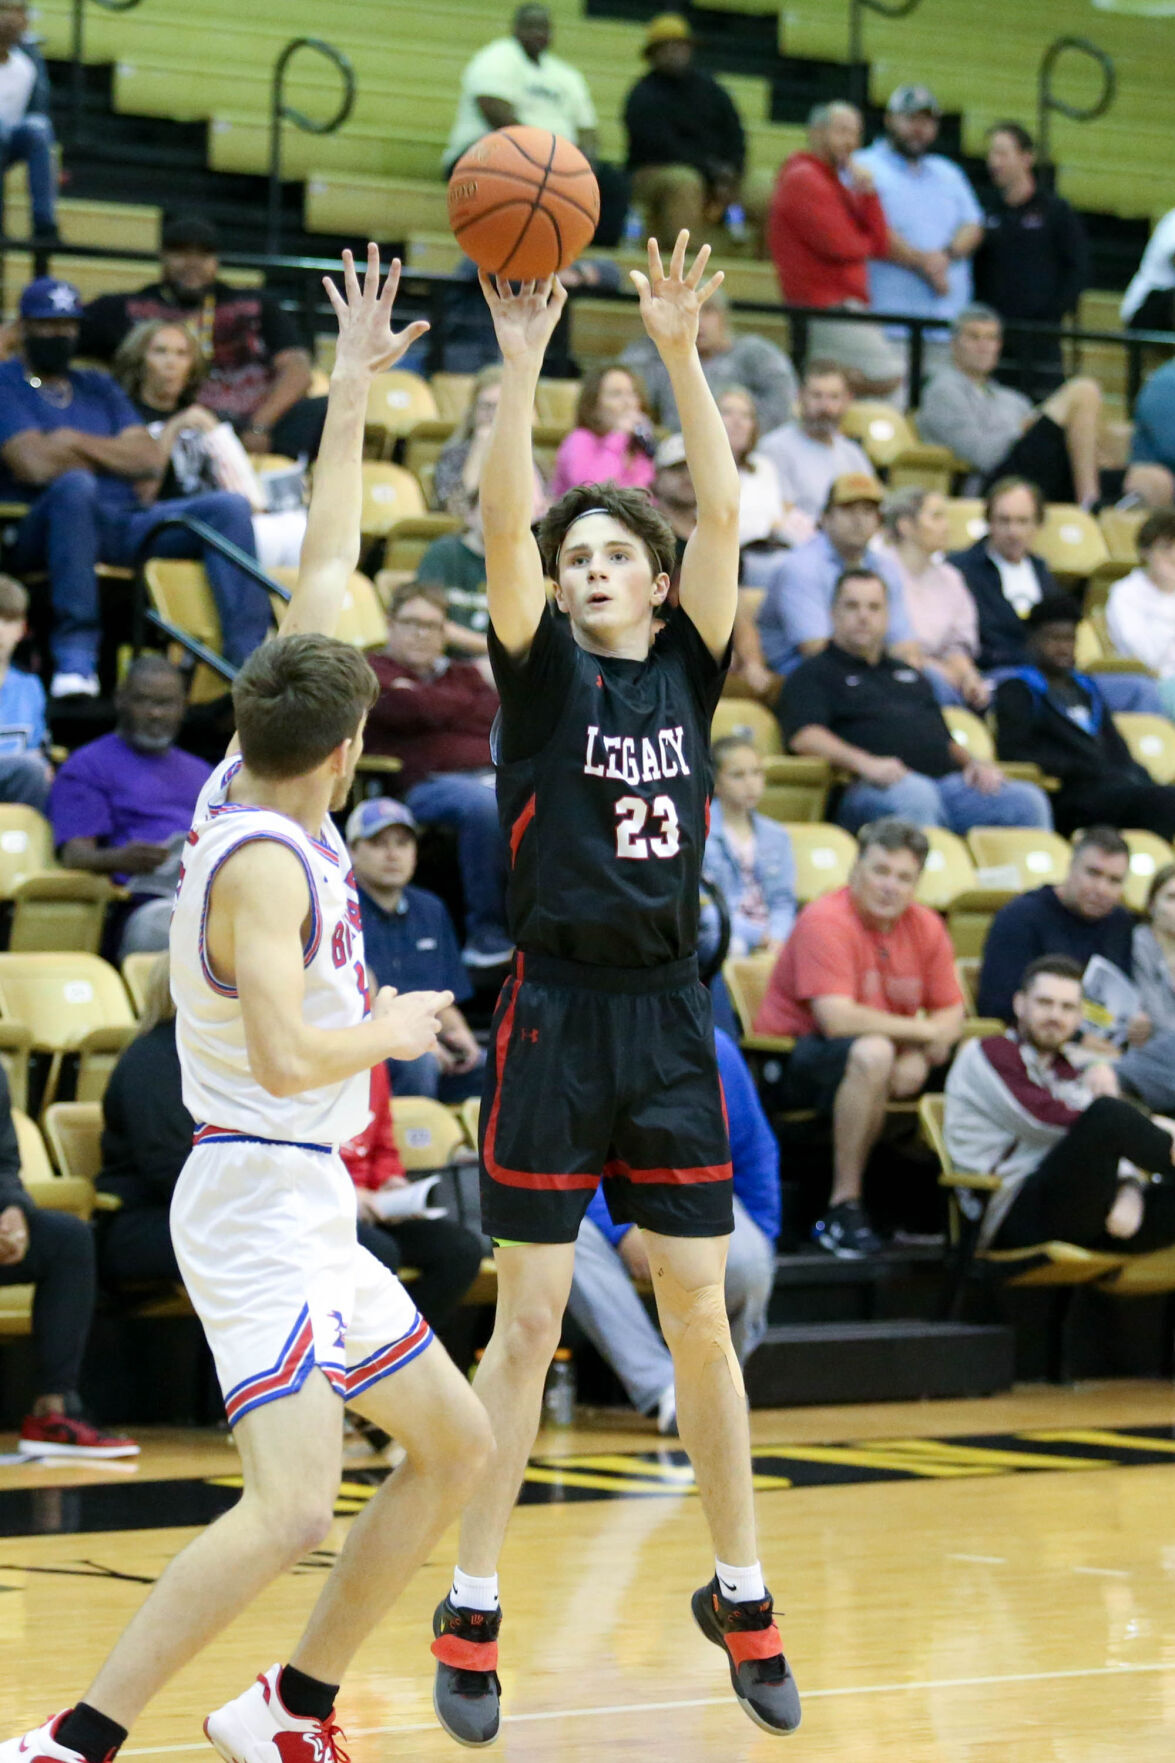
<box><xmin>268</xmin><ymin>38</ymin><xmax>356</xmax><ymax>256</ymax></box>
<box><xmin>69</xmin><ymin>0</ymin><xmax>144</xmax><ymax>144</ymax></box>
<box><xmin>130</xmin><ymin>512</ymin><xmax>290</xmax><ymax>670</ymax></box>
<box><xmin>847</xmin><ymin>0</ymin><xmax>923</xmax><ymax>109</ymax></box>
<box><xmin>1037</xmin><ymin>36</ymin><xmax>1115</xmax><ymax>166</ymax></box>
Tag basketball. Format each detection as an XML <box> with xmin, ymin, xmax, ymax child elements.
<box><xmin>447</xmin><ymin>126</ymin><xmax>600</xmax><ymax>280</ymax></box>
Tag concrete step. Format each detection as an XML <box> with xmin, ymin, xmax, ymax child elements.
<box><xmin>745</xmin><ymin>1319</ymin><xmax>1015</xmax><ymax>1407</ymax></box>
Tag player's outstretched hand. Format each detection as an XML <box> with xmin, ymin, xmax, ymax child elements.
<box><xmin>323</xmin><ymin>243</ymin><xmax>430</xmax><ymax>379</ymax></box>
<box><xmin>373</xmin><ymin>984</ymin><xmax>455</xmax><ymax>1060</ymax></box>
<box><xmin>478</xmin><ymin>272</ymin><xmax>568</xmax><ymax>367</ymax></box>
<box><xmin>629</xmin><ymin>231</ymin><xmax>723</xmax><ymax>361</ymax></box>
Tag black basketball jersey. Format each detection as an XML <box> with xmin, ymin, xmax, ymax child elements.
<box><xmin>488</xmin><ymin>601</ymin><xmax>729</xmax><ymax>968</ymax></box>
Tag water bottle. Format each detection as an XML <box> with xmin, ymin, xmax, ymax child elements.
<box><xmin>622</xmin><ymin>207</ymin><xmax>644</xmax><ymax>248</ymax></box>
<box><xmin>543</xmin><ymin>1348</ymin><xmax>576</xmax><ymax>1426</ymax></box>
<box><xmin>724</xmin><ymin>202</ymin><xmax>748</xmax><ymax>245</ymax></box>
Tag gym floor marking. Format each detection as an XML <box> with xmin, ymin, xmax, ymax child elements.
<box><xmin>0</xmin><ymin>1424</ymin><xmax>1172</xmax><ymax>1536</ymax></box>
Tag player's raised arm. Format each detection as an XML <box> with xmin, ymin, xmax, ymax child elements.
<box><xmin>279</xmin><ymin>243</ymin><xmax>429</xmax><ymax>641</ymax></box>
<box><xmin>630</xmin><ymin>232</ymin><xmax>740</xmax><ymax>659</ymax></box>
<box><xmin>478</xmin><ymin>273</ymin><xmax>567</xmax><ymax>656</ymax></box>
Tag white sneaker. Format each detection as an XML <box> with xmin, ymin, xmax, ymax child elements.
<box><xmin>49</xmin><ymin>673</ymin><xmax>99</xmax><ymax>699</ymax></box>
<box><xmin>0</xmin><ymin>1714</ymin><xmax>87</xmax><ymax>1763</ymax></box>
<box><xmin>204</xmin><ymin>1666</ymin><xmax>348</xmax><ymax>1763</ymax></box>
<box><xmin>657</xmin><ymin>1383</ymin><xmax>678</xmax><ymax>1436</ymax></box>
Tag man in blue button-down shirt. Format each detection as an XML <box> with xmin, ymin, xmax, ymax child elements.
<box><xmin>857</xmin><ymin>85</ymin><xmax>983</xmax><ymax>363</ymax></box>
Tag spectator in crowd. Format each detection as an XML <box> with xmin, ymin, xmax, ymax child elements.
<box><xmin>341</xmin><ymin>1059</ymin><xmax>485</xmax><ymax>1340</ymax></box>
<box><xmin>0</xmin><ymin>575</ymin><xmax>49</xmax><ymax>810</ymax></box>
<box><xmin>443</xmin><ymin>5</ymin><xmax>597</xmax><ymax>171</ymax></box>
<box><xmin>704</xmin><ymin>735</ymin><xmax>797</xmax><ymax>959</ymax></box>
<box><xmin>0</xmin><ymin>277</ymin><xmax>272</xmax><ymax>694</ymax></box>
<box><xmin>1121</xmin><ymin>205</ymin><xmax>1175</xmax><ymax>332</ymax></box>
<box><xmin>719</xmin><ymin>386</ymin><xmax>807</xmax><ymax>561</ymax></box>
<box><xmin>974</xmin><ymin>123</ymin><xmax>1089</xmax><ymax>399</ymax></box>
<box><xmin>918</xmin><ymin>305</ymin><xmax>1102</xmax><ymax>506</ymax></box>
<box><xmin>112</xmin><ymin>317</ymin><xmax>308</xmax><ymax>572</ymax></box>
<box><xmin>415</xmin><ymin>488</ymin><xmax>490</xmax><ymax>660</ymax></box>
<box><xmin>1133</xmin><ymin>864</ymin><xmax>1175</xmax><ymax>1061</ymax></box>
<box><xmin>623</xmin><ymin>12</ymin><xmax>747</xmax><ymax>250</ymax></box>
<box><xmin>757</xmin><ymin>360</ymin><xmax>873</xmax><ymax>521</ymax></box>
<box><xmin>757</xmin><ymin>473</ymin><xmax>917</xmax><ymax>678</ymax></box>
<box><xmin>783</xmin><ymin>567</ymin><xmax>1052</xmax><ymax>833</ymax></box>
<box><xmin>433</xmin><ymin>367</ymin><xmax>545</xmax><ymax>517</ymax></box>
<box><xmin>1106</xmin><ymin>509</ymin><xmax>1175</xmax><ymax>715</ymax></box>
<box><xmin>857</xmin><ymin>85</ymin><xmax>984</xmax><ymax>372</ymax></box>
<box><xmin>0</xmin><ymin>1061</ymin><xmax>134</xmax><ymax>1458</ymax></box>
<box><xmin>622</xmin><ymin>282</ymin><xmax>797</xmax><ymax>435</ymax></box>
<box><xmin>0</xmin><ymin>3</ymin><xmax>57</xmax><ymax>244</ymax></box>
<box><xmin>346</xmin><ymin>797</ymin><xmax>485</xmax><ymax>1101</ymax></box>
<box><xmin>755</xmin><ymin>817</ymin><xmax>964</xmax><ymax>1256</ymax></box>
<box><xmin>549</xmin><ymin>365</ymin><xmax>656</xmax><ymax>500</ymax></box>
<box><xmin>946</xmin><ymin>955</ymin><xmax>1175</xmax><ymax>1255</ymax></box>
<box><xmin>950</xmin><ymin>477</ymin><xmax>1165</xmax><ymax>714</ymax></box>
<box><xmin>649</xmin><ymin>432</ymin><xmax>697</xmax><ymax>575</ymax></box>
<box><xmin>79</xmin><ymin>214</ymin><xmax>327</xmax><ymax>460</ymax></box>
<box><xmin>1124</xmin><ymin>357</ymin><xmax>1175</xmax><ymax>509</ymax></box>
<box><xmin>977</xmin><ymin>827</ymin><xmax>1136</xmax><ymax>1026</ymax></box>
<box><xmin>568</xmin><ymin>1027</ymin><xmax>781</xmax><ymax>1429</ymax></box>
<box><xmin>881</xmin><ymin>486</ymin><xmax>988</xmax><ymax>708</ymax></box>
<box><xmin>49</xmin><ymin>655</ymin><xmax>210</xmax><ymax>956</ymax></box>
<box><xmin>767</xmin><ymin>101</ymin><xmax>901</xmax><ymax>398</ymax></box>
<box><xmin>993</xmin><ymin>595</ymin><xmax>1175</xmax><ymax>838</ymax></box>
<box><xmin>365</xmin><ymin>581</ymin><xmax>509</xmax><ymax>967</ymax></box>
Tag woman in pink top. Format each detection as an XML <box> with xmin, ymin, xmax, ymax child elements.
<box><xmin>549</xmin><ymin>364</ymin><xmax>656</xmax><ymax>499</ymax></box>
<box><xmin>882</xmin><ymin>486</ymin><xmax>990</xmax><ymax>710</ymax></box>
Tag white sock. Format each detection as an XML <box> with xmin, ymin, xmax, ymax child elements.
<box><xmin>715</xmin><ymin>1558</ymin><xmax>766</xmax><ymax>1603</ymax></box>
<box><xmin>452</xmin><ymin>1565</ymin><xmax>499</xmax><ymax>1612</ymax></box>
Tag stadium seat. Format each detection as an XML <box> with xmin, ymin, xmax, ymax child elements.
<box><xmin>1122</xmin><ymin>829</ymin><xmax>1173</xmax><ymax>914</ymax></box>
<box><xmin>942</xmin><ymin>498</ymin><xmax>986</xmax><ymax>553</ymax></box>
<box><xmin>955</xmin><ymin>956</ymin><xmax>980</xmax><ymax>1014</ymax></box>
<box><xmin>966</xmin><ymin>827</ymin><xmax>1072</xmax><ymax>891</ymax></box>
<box><xmin>1035</xmin><ymin>506</ymin><xmax>1109</xmax><ymax>581</ymax></box>
<box><xmin>43</xmin><ymin>1101</ymin><xmax>104</xmax><ymax>1186</ymax></box>
<box><xmin>364</xmin><ymin>370</ymin><xmax>439</xmax><ymax>457</ymax></box>
<box><xmin>0</xmin><ymin>808</ymin><xmax>54</xmax><ymax>894</ymax></box>
<box><xmin>429</xmin><ymin>374</ymin><xmax>475</xmax><ymax>422</ymax></box>
<box><xmin>0</xmin><ymin>953</ymin><xmax>136</xmax><ymax>1112</ymax></box>
<box><xmin>721</xmin><ymin>953</ymin><xmax>788</xmax><ymax>1052</ymax></box>
<box><xmin>268</xmin><ymin>566</ymin><xmax>386</xmax><ymax>649</ymax></box>
<box><xmin>915</xmin><ymin>828</ymin><xmax>978</xmax><ymax>911</ymax></box>
<box><xmin>534</xmin><ymin>380</ymin><xmax>581</xmax><ymax>429</ymax></box>
<box><xmin>402</xmin><ymin>419</ymin><xmax>457</xmax><ymax>505</ymax></box>
<box><xmin>842</xmin><ymin>400</ymin><xmax>955</xmax><ymax>489</ymax></box>
<box><xmin>359</xmin><ymin>463</ymin><xmax>427</xmax><ymax>546</ymax></box>
<box><xmin>14</xmin><ymin>1107</ymin><xmax>95</xmax><ymax>1221</ymax></box>
<box><xmin>711</xmin><ymin>698</ymin><xmax>783</xmax><ymax>756</ymax></box>
<box><xmin>391</xmin><ymin>1095</ymin><xmax>467</xmax><ymax>1170</ymax></box>
<box><xmin>757</xmin><ymin>757</ymin><xmax>831</xmax><ymax>823</ymax></box>
<box><xmin>143</xmin><ymin>559</ymin><xmax>231</xmax><ymax>703</ymax></box>
<box><xmin>121</xmin><ymin>951</ymin><xmax>160</xmax><ymax>1017</ymax></box>
<box><xmin>381</xmin><ymin>513</ymin><xmax>463</xmax><ymax>577</ymax></box>
<box><xmin>0</xmin><ymin>1022</ymin><xmax>33</xmax><ymax>1115</ymax></box>
<box><xmin>9</xmin><ymin>871</ymin><xmax>115</xmax><ymax>956</ymax></box>
<box><xmin>780</xmin><ymin>822</ymin><xmax>858</xmax><ymax>903</ymax></box>
<box><xmin>1114</xmin><ymin>712</ymin><xmax>1175</xmax><ymax>784</ymax></box>
<box><xmin>943</xmin><ymin>707</ymin><xmax>1050</xmax><ymax>791</ymax></box>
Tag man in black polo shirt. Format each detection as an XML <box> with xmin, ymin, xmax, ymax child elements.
<box><xmin>346</xmin><ymin>797</ymin><xmax>485</xmax><ymax>1102</ymax></box>
<box><xmin>974</xmin><ymin>122</ymin><xmax>1089</xmax><ymax>399</ymax></box>
<box><xmin>783</xmin><ymin>567</ymin><xmax>1053</xmax><ymax>834</ymax></box>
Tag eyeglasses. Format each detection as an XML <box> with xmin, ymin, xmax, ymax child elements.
<box><xmin>393</xmin><ymin>616</ymin><xmax>445</xmax><ymax>635</ymax></box>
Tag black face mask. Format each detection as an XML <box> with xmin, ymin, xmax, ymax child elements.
<box><xmin>24</xmin><ymin>334</ymin><xmax>74</xmax><ymax>378</ymax></box>
<box><xmin>164</xmin><ymin>280</ymin><xmax>206</xmax><ymax>309</ymax></box>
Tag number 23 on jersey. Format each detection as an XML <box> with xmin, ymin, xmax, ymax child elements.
<box><xmin>614</xmin><ymin>795</ymin><xmax>681</xmax><ymax>860</ymax></box>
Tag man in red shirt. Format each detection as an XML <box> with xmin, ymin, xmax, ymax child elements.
<box><xmin>755</xmin><ymin>817</ymin><xmax>963</xmax><ymax>1255</ymax></box>
<box><xmin>768</xmin><ymin>102</ymin><xmax>901</xmax><ymax>399</ymax></box>
<box><xmin>366</xmin><ymin>580</ymin><xmax>510</xmax><ymax>967</ymax></box>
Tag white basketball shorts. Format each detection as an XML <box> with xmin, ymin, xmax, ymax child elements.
<box><xmin>170</xmin><ymin>1131</ymin><xmax>432</xmax><ymax>1428</ymax></box>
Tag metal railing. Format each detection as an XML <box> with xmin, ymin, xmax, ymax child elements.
<box><xmin>268</xmin><ymin>38</ymin><xmax>356</xmax><ymax>257</ymax></box>
<box><xmin>847</xmin><ymin>0</ymin><xmax>924</xmax><ymax>110</ymax></box>
<box><xmin>130</xmin><ymin>513</ymin><xmax>289</xmax><ymax>673</ymax></box>
<box><xmin>69</xmin><ymin>0</ymin><xmax>143</xmax><ymax>145</ymax></box>
<box><xmin>1037</xmin><ymin>37</ymin><xmax>1116</xmax><ymax>166</ymax></box>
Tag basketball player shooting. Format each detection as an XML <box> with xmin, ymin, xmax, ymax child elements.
<box><xmin>429</xmin><ymin>232</ymin><xmax>802</xmax><ymax>1743</ymax></box>
<box><xmin>0</xmin><ymin>247</ymin><xmax>493</xmax><ymax>1763</ymax></box>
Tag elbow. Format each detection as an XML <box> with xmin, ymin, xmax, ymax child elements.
<box><xmin>251</xmin><ymin>1045</ymin><xmax>311</xmax><ymax>1099</ymax></box>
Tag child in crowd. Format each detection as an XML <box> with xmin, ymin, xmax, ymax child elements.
<box><xmin>0</xmin><ymin>576</ymin><xmax>50</xmax><ymax>811</ymax></box>
<box><xmin>704</xmin><ymin>734</ymin><xmax>797</xmax><ymax>959</ymax></box>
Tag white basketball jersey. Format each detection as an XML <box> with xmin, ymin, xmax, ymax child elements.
<box><xmin>170</xmin><ymin>755</ymin><xmax>370</xmax><ymax>1146</ymax></box>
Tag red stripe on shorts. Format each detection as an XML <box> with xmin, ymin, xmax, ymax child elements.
<box><xmin>603</xmin><ymin>1156</ymin><xmax>733</xmax><ymax>1186</ymax></box>
<box><xmin>483</xmin><ymin>961</ymin><xmax>597</xmax><ymax>1192</ymax></box>
<box><xmin>509</xmin><ymin>793</ymin><xmax>536</xmax><ymax>864</ymax></box>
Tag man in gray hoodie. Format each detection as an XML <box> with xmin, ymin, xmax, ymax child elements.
<box><xmin>945</xmin><ymin>953</ymin><xmax>1175</xmax><ymax>1251</ymax></box>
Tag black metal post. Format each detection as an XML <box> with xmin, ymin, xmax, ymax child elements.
<box><xmin>267</xmin><ymin>38</ymin><xmax>356</xmax><ymax>258</ymax></box>
<box><xmin>845</xmin><ymin>0</ymin><xmax>923</xmax><ymax>110</ymax></box>
<box><xmin>68</xmin><ymin>0</ymin><xmax>144</xmax><ymax>147</ymax></box>
<box><xmin>1037</xmin><ymin>37</ymin><xmax>1116</xmax><ymax>166</ymax></box>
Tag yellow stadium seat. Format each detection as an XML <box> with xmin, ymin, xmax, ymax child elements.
<box><xmin>364</xmin><ymin>370</ymin><xmax>438</xmax><ymax>456</ymax></box>
<box><xmin>381</xmin><ymin>513</ymin><xmax>462</xmax><ymax>576</ymax></box>
<box><xmin>402</xmin><ymin>419</ymin><xmax>456</xmax><ymax>505</ymax></box>
<box><xmin>955</xmin><ymin>956</ymin><xmax>980</xmax><ymax>1015</ymax></box>
<box><xmin>942</xmin><ymin>705</ymin><xmax>994</xmax><ymax>760</ymax></box>
<box><xmin>0</xmin><ymin>1022</ymin><xmax>33</xmax><ymax>1115</ymax></box>
<box><xmin>1114</xmin><ymin>712</ymin><xmax>1175</xmax><ymax>784</ymax></box>
<box><xmin>360</xmin><ymin>462</ymin><xmax>427</xmax><ymax>544</ymax></box>
<box><xmin>942</xmin><ymin>498</ymin><xmax>986</xmax><ymax>553</ymax></box>
<box><xmin>842</xmin><ymin>400</ymin><xmax>956</xmax><ymax>489</ymax></box>
<box><xmin>0</xmin><ymin>954</ymin><xmax>135</xmax><ymax>1111</ymax></box>
<box><xmin>780</xmin><ymin>822</ymin><xmax>858</xmax><ymax>902</ymax></box>
<box><xmin>43</xmin><ymin>1100</ymin><xmax>104</xmax><ymax>1185</ymax></box>
<box><xmin>757</xmin><ymin>757</ymin><xmax>831</xmax><ymax>823</ymax></box>
<box><xmin>916</xmin><ymin>828</ymin><xmax>978</xmax><ymax>910</ymax></box>
<box><xmin>269</xmin><ymin>567</ymin><xmax>386</xmax><ymax>649</ymax></box>
<box><xmin>391</xmin><ymin>1095</ymin><xmax>467</xmax><ymax>1171</ymax></box>
<box><xmin>1097</xmin><ymin>506</ymin><xmax>1144</xmax><ymax>566</ymax></box>
<box><xmin>9</xmin><ymin>871</ymin><xmax>115</xmax><ymax>955</ymax></box>
<box><xmin>966</xmin><ymin>828</ymin><xmax>1072</xmax><ymax>891</ymax></box>
<box><xmin>0</xmin><ymin>808</ymin><xmax>53</xmax><ymax>894</ymax></box>
<box><xmin>429</xmin><ymin>374</ymin><xmax>475</xmax><ymax>422</ymax></box>
<box><xmin>1122</xmin><ymin>829</ymin><xmax>1173</xmax><ymax>914</ymax></box>
<box><xmin>1036</xmin><ymin>505</ymin><xmax>1109</xmax><ymax>581</ymax></box>
<box><xmin>121</xmin><ymin>951</ymin><xmax>164</xmax><ymax>1017</ymax></box>
<box><xmin>535</xmin><ymin>379</ymin><xmax>581</xmax><ymax>429</ymax></box>
<box><xmin>722</xmin><ymin>954</ymin><xmax>791</xmax><ymax>1052</ymax></box>
<box><xmin>711</xmin><ymin>698</ymin><xmax>782</xmax><ymax>756</ymax></box>
<box><xmin>144</xmin><ymin>559</ymin><xmax>232</xmax><ymax>703</ymax></box>
<box><xmin>14</xmin><ymin>1107</ymin><xmax>95</xmax><ymax>1220</ymax></box>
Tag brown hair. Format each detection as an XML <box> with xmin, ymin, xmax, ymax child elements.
<box><xmin>984</xmin><ymin>475</ymin><xmax>1044</xmax><ymax>526</ymax></box>
<box><xmin>113</xmin><ymin>317</ymin><xmax>206</xmax><ymax>402</ymax></box>
<box><xmin>855</xmin><ymin>817</ymin><xmax>929</xmax><ymax>868</ymax></box>
<box><xmin>452</xmin><ymin>363</ymin><xmax>504</xmax><ymax>444</ymax></box>
<box><xmin>136</xmin><ymin>950</ymin><xmax>177</xmax><ymax>1035</ymax></box>
<box><xmin>1138</xmin><ymin>510</ymin><xmax>1175</xmax><ymax>554</ymax></box>
<box><xmin>575</xmin><ymin>364</ymin><xmax>648</xmax><ymax>438</ymax></box>
<box><xmin>537</xmin><ymin>483</ymin><xmax>677</xmax><ymax>581</ymax></box>
<box><xmin>0</xmin><ymin>574</ymin><xmax>28</xmax><ymax>620</ymax></box>
<box><xmin>802</xmin><ymin>357</ymin><xmax>850</xmax><ymax>387</ymax></box>
<box><xmin>718</xmin><ymin>384</ymin><xmax>760</xmax><ymax>465</ymax></box>
<box><xmin>711</xmin><ymin>733</ymin><xmax>760</xmax><ymax>770</ymax></box>
<box><xmin>232</xmin><ymin>633</ymin><xmax>379</xmax><ymax>779</ymax></box>
<box><xmin>1071</xmin><ymin>824</ymin><xmax>1129</xmax><ymax>863</ymax></box>
<box><xmin>387</xmin><ymin>580</ymin><xmax>448</xmax><ymax>621</ymax></box>
<box><xmin>1019</xmin><ymin>953</ymin><xmax>1083</xmax><ymax>990</ymax></box>
<box><xmin>1146</xmin><ymin>860</ymin><xmax>1175</xmax><ymax>914</ymax></box>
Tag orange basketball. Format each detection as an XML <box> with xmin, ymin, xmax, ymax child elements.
<box><xmin>447</xmin><ymin>126</ymin><xmax>600</xmax><ymax>279</ymax></box>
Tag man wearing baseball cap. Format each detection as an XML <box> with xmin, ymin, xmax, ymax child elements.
<box><xmin>345</xmin><ymin>797</ymin><xmax>485</xmax><ymax>1103</ymax></box>
<box><xmin>856</xmin><ymin>84</ymin><xmax>983</xmax><ymax>374</ymax></box>
<box><xmin>0</xmin><ymin>274</ymin><xmax>272</xmax><ymax>697</ymax></box>
<box><xmin>758</xmin><ymin>471</ymin><xmax>921</xmax><ymax>680</ymax></box>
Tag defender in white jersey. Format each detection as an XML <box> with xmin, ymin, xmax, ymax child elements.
<box><xmin>0</xmin><ymin>248</ymin><xmax>492</xmax><ymax>1763</ymax></box>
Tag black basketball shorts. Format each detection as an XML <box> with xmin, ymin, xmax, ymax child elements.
<box><xmin>478</xmin><ymin>951</ymin><xmax>735</xmax><ymax>1244</ymax></box>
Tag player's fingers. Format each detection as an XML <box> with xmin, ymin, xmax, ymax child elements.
<box><xmin>362</xmin><ymin>240</ymin><xmax>381</xmax><ymax>301</ymax></box>
<box><xmin>341</xmin><ymin>248</ymin><xmax>361</xmax><ymax>306</ymax></box>
<box><xmin>670</xmin><ymin>229</ymin><xmax>689</xmax><ymax>281</ymax></box>
<box><xmin>477</xmin><ymin>269</ymin><xmax>498</xmax><ymax>306</ymax></box>
<box><xmin>323</xmin><ymin>276</ymin><xmax>347</xmax><ymax>320</ymax></box>
<box><xmin>379</xmin><ymin>254</ymin><xmax>402</xmax><ymax>312</ymax></box>
<box><xmin>550</xmin><ymin>276</ymin><xmax>568</xmax><ymax>308</ymax></box>
<box><xmin>628</xmin><ymin>269</ymin><xmax>650</xmax><ymax>300</ymax></box>
<box><xmin>685</xmin><ymin>241</ymin><xmax>711</xmax><ymax>288</ymax></box>
<box><xmin>647</xmin><ymin>236</ymin><xmax>666</xmax><ymax>284</ymax></box>
<box><xmin>696</xmin><ymin>268</ymin><xmax>725</xmax><ymax>306</ymax></box>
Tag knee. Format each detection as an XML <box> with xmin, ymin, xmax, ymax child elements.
<box><xmin>1066</xmin><ymin>375</ymin><xmax>1102</xmax><ymax>407</ymax></box>
<box><xmin>889</xmin><ymin>1052</ymin><xmax>929</xmax><ymax>1099</ymax></box>
<box><xmin>846</xmin><ymin>1034</ymin><xmax>896</xmax><ymax>1086</ymax></box>
<box><xmin>412</xmin><ymin>1380</ymin><xmax>495</xmax><ymax>1495</ymax></box>
<box><xmin>30</xmin><ymin>1207</ymin><xmax>93</xmax><ymax>1268</ymax></box>
<box><xmin>202</xmin><ymin>492</ymin><xmax>256</xmax><ymax>540</ymax></box>
<box><xmin>258</xmin><ymin>1489</ymin><xmax>338</xmax><ymax>1564</ymax></box>
<box><xmin>47</xmin><ymin>469</ymin><xmax>98</xmax><ymax>507</ymax></box>
<box><xmin>660</xmin><ymin>1278</ymin><xmax>738</xmax><ymax>1381</ymax></box>
<box><xmin>1004</xmin><ymin>782</ymin><xmax>1053</xmax><ymax>828</ymax></box>
<box><xmin>1125</xmin><ymin>463</ymin><xmax>1175</xmax><ymax>508</ymax></box>
<box><xmin>498</xmin><ymin>1298</ymin><xmax>565</xmax><ymax>1369</ymax></box>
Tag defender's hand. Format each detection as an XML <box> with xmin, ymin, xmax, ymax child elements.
<box><xmin>323</xmin><ymin>244</ymin><xmax>430</xmax><ymax>379</ymax></box>
<box><xmin>629</xmin><ymin>231</ymin><xmax>724</xmax><ymax>361</ymax></box>
<box><xmin>477</xmin><ymin>273</ymin><xmax>568</xmax><ymax>365</ymax></box>
<box><xmin>373</xmin><ymin>985</ymin><xmax>455</xmax><ymax>1061</ymax></box>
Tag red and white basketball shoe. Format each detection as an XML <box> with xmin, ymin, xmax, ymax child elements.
<box><xmin>204</xmin><ymin>1667</ymin><xmax>349</xmax><ymax>1763</ymax></box>
<box><xmin>0</xmin><ymin>1713</ymin><xmax>100</xmax><ymax>1763</ymax></box>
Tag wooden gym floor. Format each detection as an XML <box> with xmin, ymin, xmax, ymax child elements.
<box><xmin>0</xmin><ymin>1383</ymin><xmax>1173</xmax><ymax>1759</ymax></box>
